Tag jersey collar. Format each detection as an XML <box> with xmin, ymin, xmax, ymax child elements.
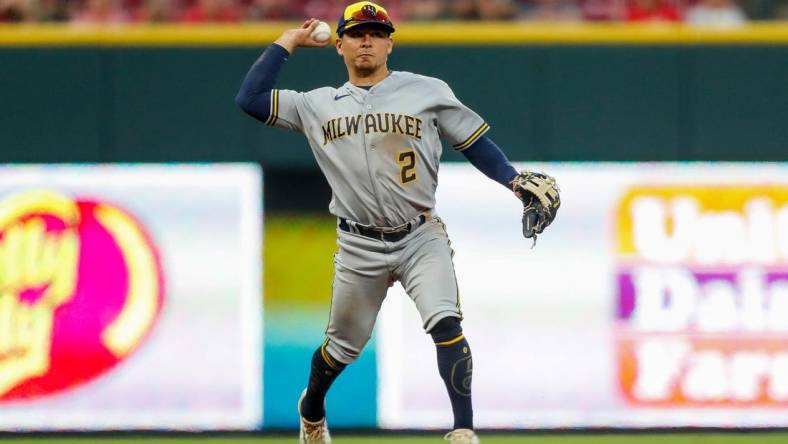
<box><xmin>342</xmin><ymin>70</ymin><xmax>397</xmax><ymax>102</ymax></box>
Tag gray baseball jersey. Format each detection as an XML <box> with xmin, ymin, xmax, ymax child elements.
<box><xmin>264</xmin><ymin>71</ymin><xmax>488</xmax><ymax>364</ymax></box>
<box><xmin>266</xmin><ymin>71</ymin><xmax>489</xmax><ymax>227</ymax></box>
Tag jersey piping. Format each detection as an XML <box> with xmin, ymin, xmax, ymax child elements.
<box><xmin>266</xmin><ymin>88</ymin><xmax>280</xmax><ymax>126</ymax></box>
<box><xmin>453</xmin><ymin>122</ymin><xmax>490</xmax><ymax>151</ymax></box>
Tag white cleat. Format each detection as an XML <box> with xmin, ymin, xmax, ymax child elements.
<box><xmin>444</xmin><ymin>428</ymin><xmax>480</xmax><ymax>444</ymax></box>
<box><xmin>298</xmin><ymin>389</ymin><xmax>332</xmax><ymax>444</ymax></box>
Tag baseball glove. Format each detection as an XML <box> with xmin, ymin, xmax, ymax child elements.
<box><xmin>511</xmin><ymin>171</ymin><xmax>560</xmax><ymax>246</ymax></box>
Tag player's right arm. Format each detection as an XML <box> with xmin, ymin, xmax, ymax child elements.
<box><xmin>235</xmin><ymin>19</ymin><xmax>329</xmax><ymax>126</ymax></box>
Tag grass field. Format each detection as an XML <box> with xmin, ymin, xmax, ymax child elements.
<box><xmin>6</xmin><ymin>434</ymin><xmax>788</xmax><ymax>444</ymax></box>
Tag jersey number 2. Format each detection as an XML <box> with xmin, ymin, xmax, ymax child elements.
<box><xmin>397</xmin><ymin>150</ymin><xmax>417</xmax><ymax>185</ymax></box>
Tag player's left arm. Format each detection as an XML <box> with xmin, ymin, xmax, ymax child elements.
<box><xmin>460</xmin><ymin>135</ymin><xmax>518</xmax><ymax>189</ymax></box>
<box><xmin>464</xmin><ymin>135</ymin><xmax>560</xmax><ymax>242</ymax></box>
<box><xmin>429</xmin><ymin>79</ymin><xmax>517</xmax><ymax>188</ymax></box>
<box><xmin>432</xmin><ymin>78</ymin><xmax>560</xmax><ymax>241</ymax></box>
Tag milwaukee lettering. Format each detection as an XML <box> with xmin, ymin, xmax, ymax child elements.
<box><xmin>321</xmin><ymin>113</ymin><xmax>423</xmax><ymax>146</ymax></box>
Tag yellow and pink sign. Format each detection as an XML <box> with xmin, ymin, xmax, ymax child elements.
<box><xmin>616</xmin><ymin>185</ymin><xmax>788</xmax><ymax>406</ymax></box>
<box><xmin>0</xmin><ymin>190</ymin><xmax>165</xmax><ymax>402</ymax></box>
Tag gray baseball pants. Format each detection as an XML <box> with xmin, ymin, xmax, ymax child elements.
<box><xmin>324</xmin><ymin>216</ymin><xmax>462</xmax><ymax>364</ymax></box>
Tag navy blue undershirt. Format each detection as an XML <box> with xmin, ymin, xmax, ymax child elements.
<box><xmin>462</xmin><ymin>136</ymin><xmax>518</xmax><ymax>188</ymax></box>
<box><xmin>236</xmin><ymin>44</ymin><xmax>518</xmax><ymax>188</ymax></box>
<box><xmin>235</xmin><ymin>43</ymin><xmax>290</xmax><ymax>122</ymax></box>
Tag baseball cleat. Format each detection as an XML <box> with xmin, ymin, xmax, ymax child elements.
<box><xmin>444</xmin><ymin>428</ymin><xmax>480</xmax><ymax>443</ymax></box>
<box><xmin>298</xmin><ymin>389</ymin><xmax>332</xmax><ymax>444</ymax></box>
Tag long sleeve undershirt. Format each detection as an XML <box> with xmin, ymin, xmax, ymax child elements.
<box><xmin>460</xmin><ymin>135</ymin><xmax>519</xmax><ymax>188</ymax></box>
<box><xmin>235</xmin><ymin>43</ymin><xmax>290</xmax><ymax>122</ymax></box>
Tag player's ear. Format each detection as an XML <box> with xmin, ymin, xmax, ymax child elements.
<box><xmin>386</xmin><ymin>37</ymin><xmax>393</xmax><ymax>55</ymax></box>
<box><xmin>335</xmin><ymin>37</ymin><xmax>343</xmax><ymax>56</ymax></box>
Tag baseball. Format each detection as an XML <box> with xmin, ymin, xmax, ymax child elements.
<box><xmin>310</xmin><ymin>21</ymin><xmax>331</xmax><ymax>43</ymax></box>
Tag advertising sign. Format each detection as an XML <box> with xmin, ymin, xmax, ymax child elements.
<box><xmin>377</xmin><ymin>163</ymin><xmax>788</xmax><ymax>428</ymax></box>
<box><xmin>0</xmin><ymin>164</ymin><xmax>262</xmax><ymax>430</ymax></box>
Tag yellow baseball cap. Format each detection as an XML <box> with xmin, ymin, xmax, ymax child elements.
<box><xmin>336</xmin><ymin>1</ymin><xmax>395</xmax><ymax>37</ymax></box>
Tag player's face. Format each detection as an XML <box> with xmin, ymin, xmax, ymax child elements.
<box><xmin>336</xmin><ymin>25</ymin><xmax>393</xmax><ymax>76</ymax></box>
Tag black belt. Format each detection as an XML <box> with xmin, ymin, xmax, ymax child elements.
<box><xmin>338</xmin><ymin>214</ymin><xmax>427</xmax><ymax>242</ymax></box>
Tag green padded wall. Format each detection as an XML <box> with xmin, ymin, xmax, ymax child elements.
<box><xmin>2</xmin><ymin>45</ymin><xmax>787</xmax><ymax>164</ymax></box>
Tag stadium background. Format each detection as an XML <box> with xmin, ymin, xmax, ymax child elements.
<box><xmin>2</xmin><ymin>5</ymin><xmax>788</xmax><ymax>442</ymax></box>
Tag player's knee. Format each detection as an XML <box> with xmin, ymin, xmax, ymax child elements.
<box><xmin>429</xmin><ymin>316</ymin><xmax>463</xmax><ymax>344</ymax></box>
<box><xmin>325</xmin><ymin>339</ymin><xmax>362</xmax><ymax>365</ymax></box>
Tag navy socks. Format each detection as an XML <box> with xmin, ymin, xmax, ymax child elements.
<box><xmin>301</xmin><ymin>342</ymin><xmax>346</xmax><ymax>422</ymax></box>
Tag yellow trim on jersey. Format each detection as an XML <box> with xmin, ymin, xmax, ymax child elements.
<box><xmin>3</xmin><ymin>24</ymin><xmax>788</xmax><ymax>46</ymax></box>
<box><xmin>435</xmin><ymin>334</ymin><xmax>465</xmax><ymax>347</ymax></box>
<box><xmin>453</xmin><ymin>122</ymin><xmax>489</xmax><ymax>151</ymax></box>
<box><xmin>320</xmin><ymin>343</ymin><xmax>340</xmax><ymax>370</ymax></box>
<box><xmin>266</xmin><ymin>89</ymin><xmax>279</xmax><ymax>127</ymax></box>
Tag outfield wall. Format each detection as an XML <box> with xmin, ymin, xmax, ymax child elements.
<box><xmin>1</xmin><ymin>24</ymin><xmax>788</xmax><ymax>166</ymax></box>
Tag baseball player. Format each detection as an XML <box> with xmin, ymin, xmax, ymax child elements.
<box><xmin>236</xmin><ymin>2</ymin><xmax>559</xmax><ymax>443</ymax></box>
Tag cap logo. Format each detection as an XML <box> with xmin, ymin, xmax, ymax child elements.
<box><xmin>361</xmin><ymin>4</ymin><xmax>377</xmax><ymax>17</ymax></box>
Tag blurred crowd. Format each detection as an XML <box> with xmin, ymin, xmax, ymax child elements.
<box><xmin>2</xmin><ymin>0</ymin><xmax>788</xmax><ymax>25</ymax></box>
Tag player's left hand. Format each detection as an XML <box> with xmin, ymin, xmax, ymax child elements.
<box><xmin>511</xmin><ymin>171</ymin><xmax>560</xmax><ymax>246</ymax></box>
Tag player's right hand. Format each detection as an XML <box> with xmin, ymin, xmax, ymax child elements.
<box><xmin>275</xmin><ymin>19</ymin><xmax>332</xmax><ymax>53</ymax></box>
